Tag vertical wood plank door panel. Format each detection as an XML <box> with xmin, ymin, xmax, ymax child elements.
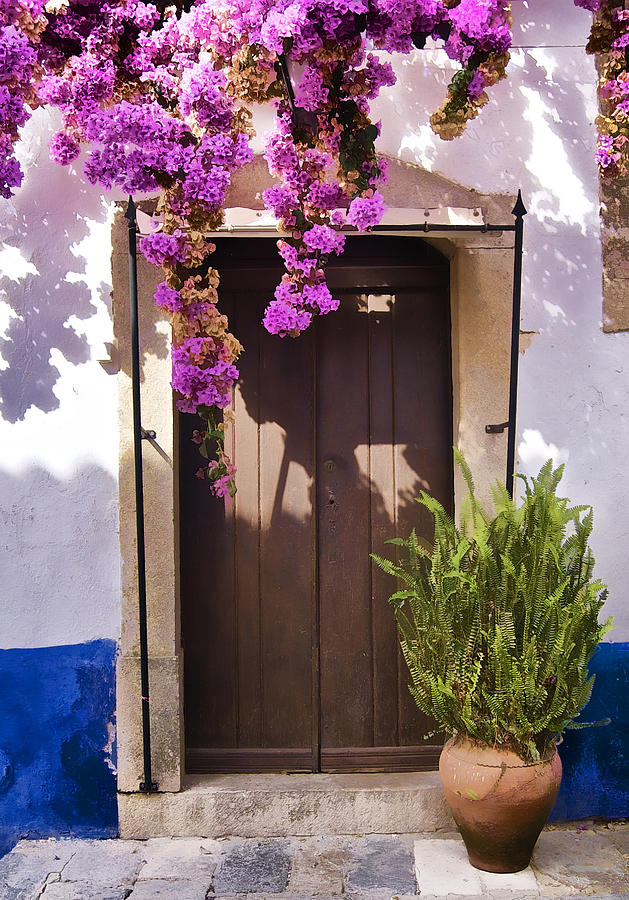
<box><xmin>181</xmin><ymin>237</ymin><xmax>452</xmax><ymax>774</ymax></box>
<box><xmin>317</xmin><ymin>293</ymin><xmax>372</xmax><ymax>751</ymax></box>
<box><xmin>258</xmin><ymin>312</ymin><xmax>316</xmax><ymax>756</ymax></box>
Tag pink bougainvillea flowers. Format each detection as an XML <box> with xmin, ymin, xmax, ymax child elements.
<box><xmin>1</xmin><ymin>0</ymin><xmax>621</xmax><ymax>494</ymax></box>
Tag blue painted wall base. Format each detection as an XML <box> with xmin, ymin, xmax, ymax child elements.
<box><xmin>0</xmin><ymin>640</ymin><xmax>117</xmax><ymax>856</ymax></box>
<box><xmin>551</xmin><ymin>641</ymin><xmax>629</xmax><ymax>820</ymax></box>
<box><xmin>0</xmin><ymin>638</ymin><xmax>625</xmax><ymax>854</ymax></box>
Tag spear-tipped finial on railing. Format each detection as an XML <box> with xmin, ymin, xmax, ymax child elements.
<box><xmin>124</xmin><ymin>194</ymin><xmax>136</xmax><ymax>222</ymax></box>
<box><xmin>512</xmin><ymin>189</ymin><xmax>527</xmax><ymax>220</ymax></box>
<box><xmin>125</xmin><ymin>196</ymin><xmax>140</xmax><ymax>255</ymax></box>
<box><xmin>504</xmin><ymin>189</ymin><xmax>527</xmax><ymax>499</ymax></box>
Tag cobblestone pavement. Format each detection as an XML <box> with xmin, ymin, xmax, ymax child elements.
<box><xmin>1</xmin><ymin>824</ymin><xmax>627</xmax><ymax>900</ymax></box>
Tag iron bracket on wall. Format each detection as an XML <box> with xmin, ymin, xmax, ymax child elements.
<box><xmin>485</xmin><ymin>422</ymin><xmax>510</xmax><ymax>435</ymax></box>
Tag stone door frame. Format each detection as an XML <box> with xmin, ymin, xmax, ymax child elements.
<box><xmin>112</xmin><ymin>158</ymin><xmax>517</xmax><ymax>820</ymax></box>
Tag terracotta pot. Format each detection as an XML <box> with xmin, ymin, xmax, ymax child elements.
<box><xmin>439</xmin><ymin>735</ymin><xmax>562</xmax><ymax>873</ymax></box>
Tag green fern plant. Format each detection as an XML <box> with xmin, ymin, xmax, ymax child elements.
<box><xmin>372</xmin><ymin>452</ymin><xmax>613</xmax><ymax>762</ymax></box>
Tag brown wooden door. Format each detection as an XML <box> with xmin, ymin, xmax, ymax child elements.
<box><xmin>181</xmin><ymin>237</ymin><xmax>453</xmax><ymax>773</ymax></box>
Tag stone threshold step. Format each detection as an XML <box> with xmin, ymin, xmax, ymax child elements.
<box><xmin>118</xmin><ymin>771</ymin><xmax>454</xmax><ymax>839</ymax></box>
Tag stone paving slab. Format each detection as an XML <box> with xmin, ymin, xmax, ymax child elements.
<box><xmin>211</xmin><ymin>896</ymin><xmax>342</xmax><ymax>899</ymax></box>
<box><xmin>0</xmin><ymin>840</ymin><xmax>77</xmax><ymax>900</ymax></box>
<box><xmin>287</xmin><ymin>839</ymin><xmax>346</xmax><ymax>896</ymax></box>
<box><xmin>37</xmin><ymin>883</ymin><xmax>130</xmax><ymax>900</ymax></box>
<box><xmin>137</xmin><ymin>837</ymin><xmax>220</xmax><ymax>881</ymax></box>
<box><xmin>344</xmin><ymin>893</ymin><xmax>417</xmax><ymax>900</ymax></box>
<box><xmin>128</xmin><ymin>879</ymin><xmax>210</xmax><ymax>898</ymax></box>
<box><xmin>344</xmin><ymin>835</ymin><xmax>416</xmax><ymax>897</ymax></box>
<box><xmin>415</xmin><ymin>836</ymin><xmax>542</xmax><ymax>899</ymax></box>
<box><xmin>600</xmin><ymin>823</ymin><xmax>629</xmax><ymax>859</ymax></box>
<box><xmin>212</xmin><ymin>839</ymin><xmax>291</xmax><ymax>895</ymax></box>
<box><xmin>531</xmin><ymin>831</ymin><xmax>629</xmax><ymax>895</ymax></box>
<box><xmin>416</xmin><ymin>837</ymin><xmax>488</xmax><ymax>897</ymax></box>
<box><xmin>58</xmin><ymin>839</ymin><xmax>145</xmax><ymax>888</ymax></box>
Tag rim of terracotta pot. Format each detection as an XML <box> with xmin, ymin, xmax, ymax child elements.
<box><xmin>443</xmin><ymin>734</ymin><xmax>561</xmax><ymax>768</ymax></box>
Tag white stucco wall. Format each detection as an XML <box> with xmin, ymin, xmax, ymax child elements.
<box><xmin>0</xmin><ymin>109</ymin><xmax>121</xmax><ymax>649</ymax></box>
<box><xmin>0</xmin><ymin>0</ymin><xmax>626</xmax><ymax>651</ymax></box>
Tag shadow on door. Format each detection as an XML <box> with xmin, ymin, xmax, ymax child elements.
<box><xmin>180</xmin><ymin>237</ymin><xmax>453</xmax><ymax>773</ymax></box>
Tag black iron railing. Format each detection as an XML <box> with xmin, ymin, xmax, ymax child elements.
<box><xmin>125</xmin><ymin>191</ymin><xmax>526</xmax><ymax>790</ymax></box>
<box><xmin>124</xmin><ymin>196</ymin><xmax>158</xmax><ymax>793</ymax></box>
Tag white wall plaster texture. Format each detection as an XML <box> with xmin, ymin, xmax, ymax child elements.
<box><xmin>0</xmin><ymin>1</ymin><xmax>627</xmax><ymax>650</ymax></box>
<box><xmin>370</xmin><ymin>0</ymin><xmax>629</xmax><ymax>639</ymax></box>
<box><xmin>0</xmin><ymin>108</ymin><xmax>121</xmax><ymax>649</ymax></box>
